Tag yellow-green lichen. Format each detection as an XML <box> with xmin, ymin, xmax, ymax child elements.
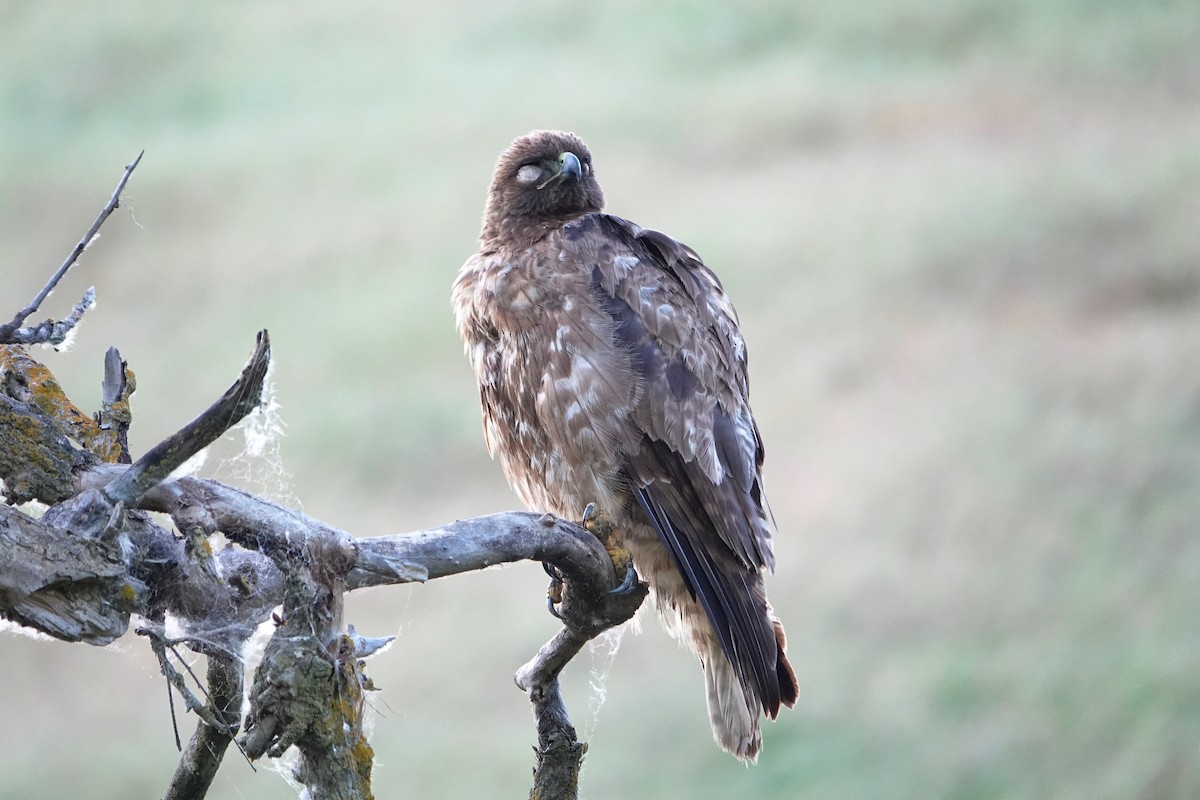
<box><xmin>0</xmin><ymin>346</ymin><xmax>132</xmax><ymax>464</ymax></box>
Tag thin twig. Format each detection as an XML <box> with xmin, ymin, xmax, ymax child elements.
<box><xmin>142</xmin><ymin>627</ymin><xmax>239</xmax><ymax>735</ymax></box>
<box><xmin>2</xmin><ymin>287</ymin><xmax>96</xmax><ymax>346</ymax></box>
<box><xmin>165</xmin><ymin>655</ymin><xmax>182</xmax><ymax>752</ymax></box>
<box><xmin>165</xmin><ymin>643</ymin><xmax>256</xmax><ymax>768</ymax></box>
<box><xmin>168</xmin><ymin>644</ymin><xmax>212</xmax><ymax>705</ymax></box>
<box><xmin>0</xmin><ymin>151</ymin><xmax>143</xmax><ymax>342</ymax></box>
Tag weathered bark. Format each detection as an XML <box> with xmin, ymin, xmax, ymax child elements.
<box><xmin>0</xmin><ymin>347</ymin><xmax>100</xmax><ymax>505</ymax></box>
<box><xmin>239</xmin><ymin>534</ymin><xmax>374</xmax><ymax>799</ymax></box>
<box><xmin>0</xmin><ymin>501</ymin><xmax>138</xmax><ymax>644</ymax></box>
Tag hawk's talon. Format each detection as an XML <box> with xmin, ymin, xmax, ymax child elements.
<box><xmin>609</xmin><ymin>561</ymin><xmax>639</xmax><ymax>595</ymax></box>
<box><xmin>579</xmin><ymin>502</ymin><xmax>635</xmax><ymax>594</ymax></box>
<box><xmin>545</xmin><ymin>561</ymin><xmax>565</xmax><ymax>620</ymax></box>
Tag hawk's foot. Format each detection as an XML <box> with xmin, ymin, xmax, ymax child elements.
<box><xmin>610</xmin><ymin>559</ymin><xmax>639</xmax><ymax>595</ymax></box>
<box><xmin>542</xmin><ymin>561</ymin><xmax>565</xmax><ymax>620</ymax></box>
<box><xmin>580</xmin><ymin>502</ymin><xmax>640</xmax><ymax>595</ymax></box>
<box><xmin>580</xmin><ymin>502</ymin><xmax>615</xmax><ymax>537</ymax></box>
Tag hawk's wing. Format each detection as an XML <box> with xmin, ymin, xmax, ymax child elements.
<box><xmin>573</xmin><ymin>213</ymin><xmax>789</xmax><ymax>716</ymax></box>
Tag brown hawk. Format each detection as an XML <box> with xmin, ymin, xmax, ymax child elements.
<box><xmin>453</xmin><ymin>130</ymin><xmax>797</xmax><ymax>760</ymax></box>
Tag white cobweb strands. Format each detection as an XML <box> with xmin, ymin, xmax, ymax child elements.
<box><xmin>583</xmin><ymin>623</ymin><xmax>629</xmax><ymax>746</ymax></box>
<box><xmin>213</xmin><ymin>359</ymin><xmax>300</xmax><ymax>510</ymax></box>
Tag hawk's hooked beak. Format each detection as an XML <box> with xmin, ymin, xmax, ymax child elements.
<box><xmin>558</xmin><ymin>151</ymin><xmax>582</xmax><ymax>181</ymax></box>
<box><xmin>538</xmin><ymin>151</ymin><xmax>583</xmax><ymax>189</ymax></box>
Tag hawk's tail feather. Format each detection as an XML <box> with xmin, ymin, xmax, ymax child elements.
<box><xmin>704</xmin><ymin>612</ymin><xmax>796</xmax><ymax>761</ymax></box>
<box><xmin>772</xmin><ymin>615</ymin><xmax>799</xmax><ymax>715</ymax></box>
<box><xmin>704</xmin><ymin>652</ymin><xmax>761</xmax><ymax>762</ymax></box>
<box><xmin>633</xmin><ymin>481</ymin><xmax>797</xmax><ymax>754</ymax></box>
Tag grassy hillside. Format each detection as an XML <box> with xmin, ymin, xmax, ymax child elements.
<box><xmin>2</xmin><ymin>1</ymin><xmax>1198</xmax><ymax>798</ymax></box>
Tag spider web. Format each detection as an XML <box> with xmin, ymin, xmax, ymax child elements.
<box><xmin>149</xmin><ymin>360</ymin><xmax>299</xmax><ymax>656</ymax></box>
<box><xmin>582</xmin><ymin>622</ymin><xmax>630</xmax><ymax>745</ymax></box>
<box><xmin>211</xmin><ymin>358</ymin><xmax>300</xmax><ymax>510</ymax></box>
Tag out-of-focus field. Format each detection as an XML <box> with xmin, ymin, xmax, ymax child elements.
<box><xmin>2</xmin><ymin>2</ymin><xmax>1199</xmax><ymax>798</ymax></box>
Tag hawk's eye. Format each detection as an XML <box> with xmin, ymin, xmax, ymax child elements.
<box><xmin>516</xmin><ymin>164</ymin><xmax>543</xmax><ymax>185</ymax></box>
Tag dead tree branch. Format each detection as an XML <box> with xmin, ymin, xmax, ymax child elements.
<box><xmin>0</xmin><ymin>151</ymin><xmax>143</xmax><ymax>345</ymax></box>
<box><xmin>5</xmin><ymin>338</ymin><xmax>644</xmax><ymax>798</ymax></box>
<box><xmin>5</xmin><ymin>335</ymin><xmax>643</xmax><ymax>797</ymax></box>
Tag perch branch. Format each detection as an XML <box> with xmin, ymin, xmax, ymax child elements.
<box><xmin>7</xmin><ymin>327</ymin><xmax>642</xmax><ymax>799</ymax></box>
<box><xmin>351</xmin><ymin>503</ymin><xmax>647</xmax><ymax>800</ymax></box>
<box><xmin>85</xmin><ymin>466</ymin><xmax>635</xmax><ymax>599</ymax></box>
<box><xmin>85</xmin><ymin>463</ymin><xmax>636</xmax><ymax>600</ymax></box>
<box><xmin>514</xmin><ymin>529</ymin><xmax>647</xmax><ymax>800</ymax></box>
<box><xmin>80</xmin><ymin>461</ymin><xmax>642</xmax><ymax>800</ymax></box>
<box><xmin>31</xmin><ymin>466</ymin><xmax>643</xmax><ymax>799</ymax></box>
<box><xmin>0</xmin><ymin>151</ymin><xmax>143</xmax><ymax>345</ymax></box>
<box><xmin>347</xmin><ymin>511</ymin><xmax>627</xmax><ymax>589</ymax></box>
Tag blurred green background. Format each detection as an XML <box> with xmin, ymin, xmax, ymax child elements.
<box><xmin>2</xmin><ymin>1</ymin><xmax>1199</xmax><ymax>798</ymax></box>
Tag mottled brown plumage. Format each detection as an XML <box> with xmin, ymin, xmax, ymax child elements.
<box><xmin>453</xmin><ymin>130</ymin><xmax>797</xmax><ymax>760</ymax></box>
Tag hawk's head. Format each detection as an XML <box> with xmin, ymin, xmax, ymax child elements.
<box><xmin>481</xmin><ymin>130</ymin><xmax>605</xmax><ymax>242</ymax></box>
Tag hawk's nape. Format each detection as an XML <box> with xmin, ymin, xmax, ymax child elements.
<box><xmin>452</xmin><ymin>130</ymin><xmax>797</xmax><ymax>761</ymax></box>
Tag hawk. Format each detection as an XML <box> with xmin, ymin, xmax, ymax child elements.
<box><xmin>453</xmin><ymin>130</ymin><xmax>797</xmax><ymax>760</ymax></box>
